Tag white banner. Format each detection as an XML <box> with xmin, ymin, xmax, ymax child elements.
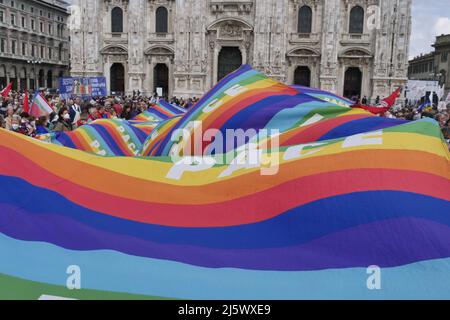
<box><xmin>406</xmin><ymin>80</ymin><xmax>439</xmax><ymax>102</ymax></box>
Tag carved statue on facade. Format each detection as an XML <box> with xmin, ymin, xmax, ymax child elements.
<box><xmin>220</xmin><ymin>23</ymin><xmax>242</xmax><ymax>38</ymax></box>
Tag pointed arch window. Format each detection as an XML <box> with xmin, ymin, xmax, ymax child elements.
<box><xmin>298</xmin><ymin>6</ymin><xmax>312</xmax><ymax>34</ymax></box>
<box><xmin>111</xmin><ymin>7</ymin><xmax>123</xmax><ymax>33</ymax></box>
<box><xmin>349</xmin><ymin>6</ymin><xmax>364</xmax><ymax>34</ymax></box>
<box><xmin>155</xmin><ymin>7</ymin><xmax>168</xmax><ymax>33</ymax></box>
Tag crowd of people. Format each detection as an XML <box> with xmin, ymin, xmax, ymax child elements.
<box><xmin>0</xmin><ymin>91</ymin><xmax>199</xmax><ymax>136</ymax></box>
<box><xmin>0</xmin><ymin>90</ymin><xmax>449</xmax><ymax>149</ymax></box>
<box><xmin>387</xmin><ymin>97</ymin><xmax>450</xmax><ymax>148</ymax></box>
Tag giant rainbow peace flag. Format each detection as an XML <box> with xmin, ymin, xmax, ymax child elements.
<box><xmin>0</xmin><ymin>65</ymin><xmax>449</xmax><ymax>299</ymax></box>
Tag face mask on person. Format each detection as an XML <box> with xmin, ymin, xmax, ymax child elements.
<box><xmin>63</xmin><ymin>113</ymin><xmax>70</xmax><ymax>120</ymax></box>
<box><xmin>12</xmin><ymin>124</ymin><xmax>19</xmax><ymax>130</ymax></box>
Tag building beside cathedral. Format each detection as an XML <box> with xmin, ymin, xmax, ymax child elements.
<box><xmin>408</xmin><ymin>34</ymin><xmax>450</xmax><ymax>97</ymax></box>
<box><xmin>0</xmin><ymin>0</ymin><xmax>70</xmax><ymax>91</ymax></box>
<box><xmin>70</xmin><ymin>0</ymin><xmax>412</xmax><ymax>100</ymax></box>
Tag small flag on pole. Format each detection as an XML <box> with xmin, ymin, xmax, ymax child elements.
<box><xmin>0</xmin><ymin>82</ymin><xmax>13</xmax><ymax>98</ymax></box>
<box><xmin>417</xmin><ymin>97</ymin><xmax>432</xmax><ymax>113</ymax></box>
<box><xmin>23</xmin><ymin>93</ymin><xmax>30</xmax><ymax>114</ymax></box>
<box><xmin>30</xmin><ymin>92</ymin><xmax>53</xmax><ymax>118</ymax></box>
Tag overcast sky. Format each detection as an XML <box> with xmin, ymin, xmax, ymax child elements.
<box><xmin>64</xmin><ymin>0</ymin><xmax>450</xmax><ymax>59</ymax></box>
<box><xmin>410</xmin><ymin>1</ymin><xmax>450</xmax><ymax>59</ymax></box>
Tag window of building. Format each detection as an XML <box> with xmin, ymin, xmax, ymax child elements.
<box><xmin>21</xmin><ymin>4</ymin><xmax>24</xmax><ymax>11</ymax></box>
<box><xmin>40</xmin><ymin>21</ymin><xmax>43</xmax><ymax>32</ymax></box>
<box><xmin>31</xmin><ymin>19</ymin><xmax>35</xmax><ymax>30</ymax></box>
<box><xmin>48</xmin><ymin>23</ymin><xmax>52</xmax><ymax>35</ymax></box>
<box><xmin>155</xmin><ymin>6</ymin><xmax>168</xmax><ymax>33</ymax></box>
<box><xmin>442</xmin><ymin>52</ymin><xmax>448</xmax><ymax>63</ymax></box>
<box><xmin>0</xmin><ymin>39</ymin><xmax>5</xmax><ymax>53</ymax></box>
<box><xmin>58</xmin><ymin>43</ymin><xmax>63</xmax><ymax>60</ymax></box>
<box><xmin>111</xmin><ymin>7</ymin><xmax>123</xmax><ymax>33</ymax></box>
<box><xmin>22</xmin><ymin>42</ymin><xmax>26</xmax><ymax>55</ymax></box>
<box><xmin>40</xmin><ymin>10</ymin><xmax>43</xmax><ymax>17</ymax></box>
<box><xmin>349</xmin><ymin>6</ymin><xmax>364</xmax><ymax>34</ymax></box>
<box><xmin>11</xmin><ymin>14</ymin><xmax>16</xmax><ymax>26</ymax></box>
<box><xmin>11</xmin><ymin>40</ymin><xmax>16</xmax><ymax>54</ymax></box>
<box><xmin>40</xmin><ymin>45</ymin><xmax>44</xmax><ymax>58</ymax></box>
<box><xmin>21</xmin><ymin>16</ymin><xmax>25</xmax><ymax>28</ymax></box>
<box><xmin>48</xmin><ymin>47</ymin><xmax>52</xmax><ymax>59</ymax></box>
<box><xmin>298</xmin><ymin>6</ymin><xmax>312</xmax><ymax>34</ymax></box>
<box><xmin>10</xmin><ymin>1</ymin><xmax>14</xmax><ymax>8</ymax></box>
<box><xmin>31</xmin><ymin>44</ymin><xmax>35</xmax><ymax>56</ymax></box>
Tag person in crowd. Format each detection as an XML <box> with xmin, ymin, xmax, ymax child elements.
<box><xmin>362</xmin><ymin>96</ymin><xmax>368</xmax><ymax>105</ymax></box>
<box><xmin>86</xmin><ymin>106</ymin><xmax>100</xmax><ymax>123</ymax></box>
<box><xmin>121</xmin><ymin>104</ymin><xmax>133</xmax><ymax>120</ymax></box>
<box><xmin>10</xmin><ymin>115</ymin><xmax>22</xmax><ymax>133</ymax></box>
<box><xmin>35</xmin><ymin>116</ymin><xmax>50</xmax><ymax>135</ymax></box>
<box><xmin>68</xmin><ymin>98</ymin><xmax>82</xmax><ymax>128</ymax></box>
<box><xmin>375</xmin><ymin>95</ymin><xmax>380</xmax><ymax>105</ymax></box>
<box><xmin>442</xmin><ymin>127</ymin><xmax>450</xmax><ymax>149</ymax></box>
<box><xmin>110</xmin><ymin>108</ymin><xmax>118</xmax><ymax>119</ymax></box>
<box><xmin>19</xmin><ymin>112</ymin><xmax>35</xmax><ymax>136</ymax></box>
<box><xmin>139</xmin><ymin>101</ymin><xmax>148</xmax><ymax>113</ymax></box>
<box><xmin>4</xmin><ymin>105</ymin><xmax>15</xmax><ymax>130</ymax></box>
<box><xmin>98</xmin><ymin>105</ymin><xmax>111</xmax><ymax>119</ymax></box>
<box><xmin>48</xmin><ymin>112</ymin><xmax>59</xmax><ymax>131</ymax></box>
<box><xmin>53</xmin><ymin>107</ymin><xmax>73</xmax><ymax>132</ymax></box>
<box><xmin>0</xmin><ymin>97</ymin><xmax>9</xmax><ymax>116</ymax></box>
<box><xmin>112</xmin><ymin>100</ymin><xmax>123</xmax><ymax>116</ymax></box>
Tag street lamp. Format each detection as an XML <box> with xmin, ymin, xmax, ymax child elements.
<box><xmin>27</xmin><ymin>57</ymin><xmax>42</xmax><ymax>90</ymax></box>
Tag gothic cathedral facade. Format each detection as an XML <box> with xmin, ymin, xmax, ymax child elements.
<box><xmin>70</xmin><ymin>0</ymin><xmax>412</xmax><ymax>100</ymax></box>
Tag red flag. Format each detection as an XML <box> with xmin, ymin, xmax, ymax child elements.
<box><xmin>23</xmin><ymin>93</ymin><xmax>30</xmax><ymax>114</ymax></box>
<box><xmin>0</xmin><ymin>82</ymin><xmax>12</xmax><ymax>98</ymax></box>
<box><xmin>352</xmin><ymin>103</ymin><xmax>391</xmax><ymax>115</ymax></box>
<box><xmin>352</xmin><ymin>87</ymin><xmax>402</xmax><ymax>115</ymax></box>
<box><xmin>379</xmin><ymin>87</ymin><xmax>402</xmax><ymax>109</ymax></box>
